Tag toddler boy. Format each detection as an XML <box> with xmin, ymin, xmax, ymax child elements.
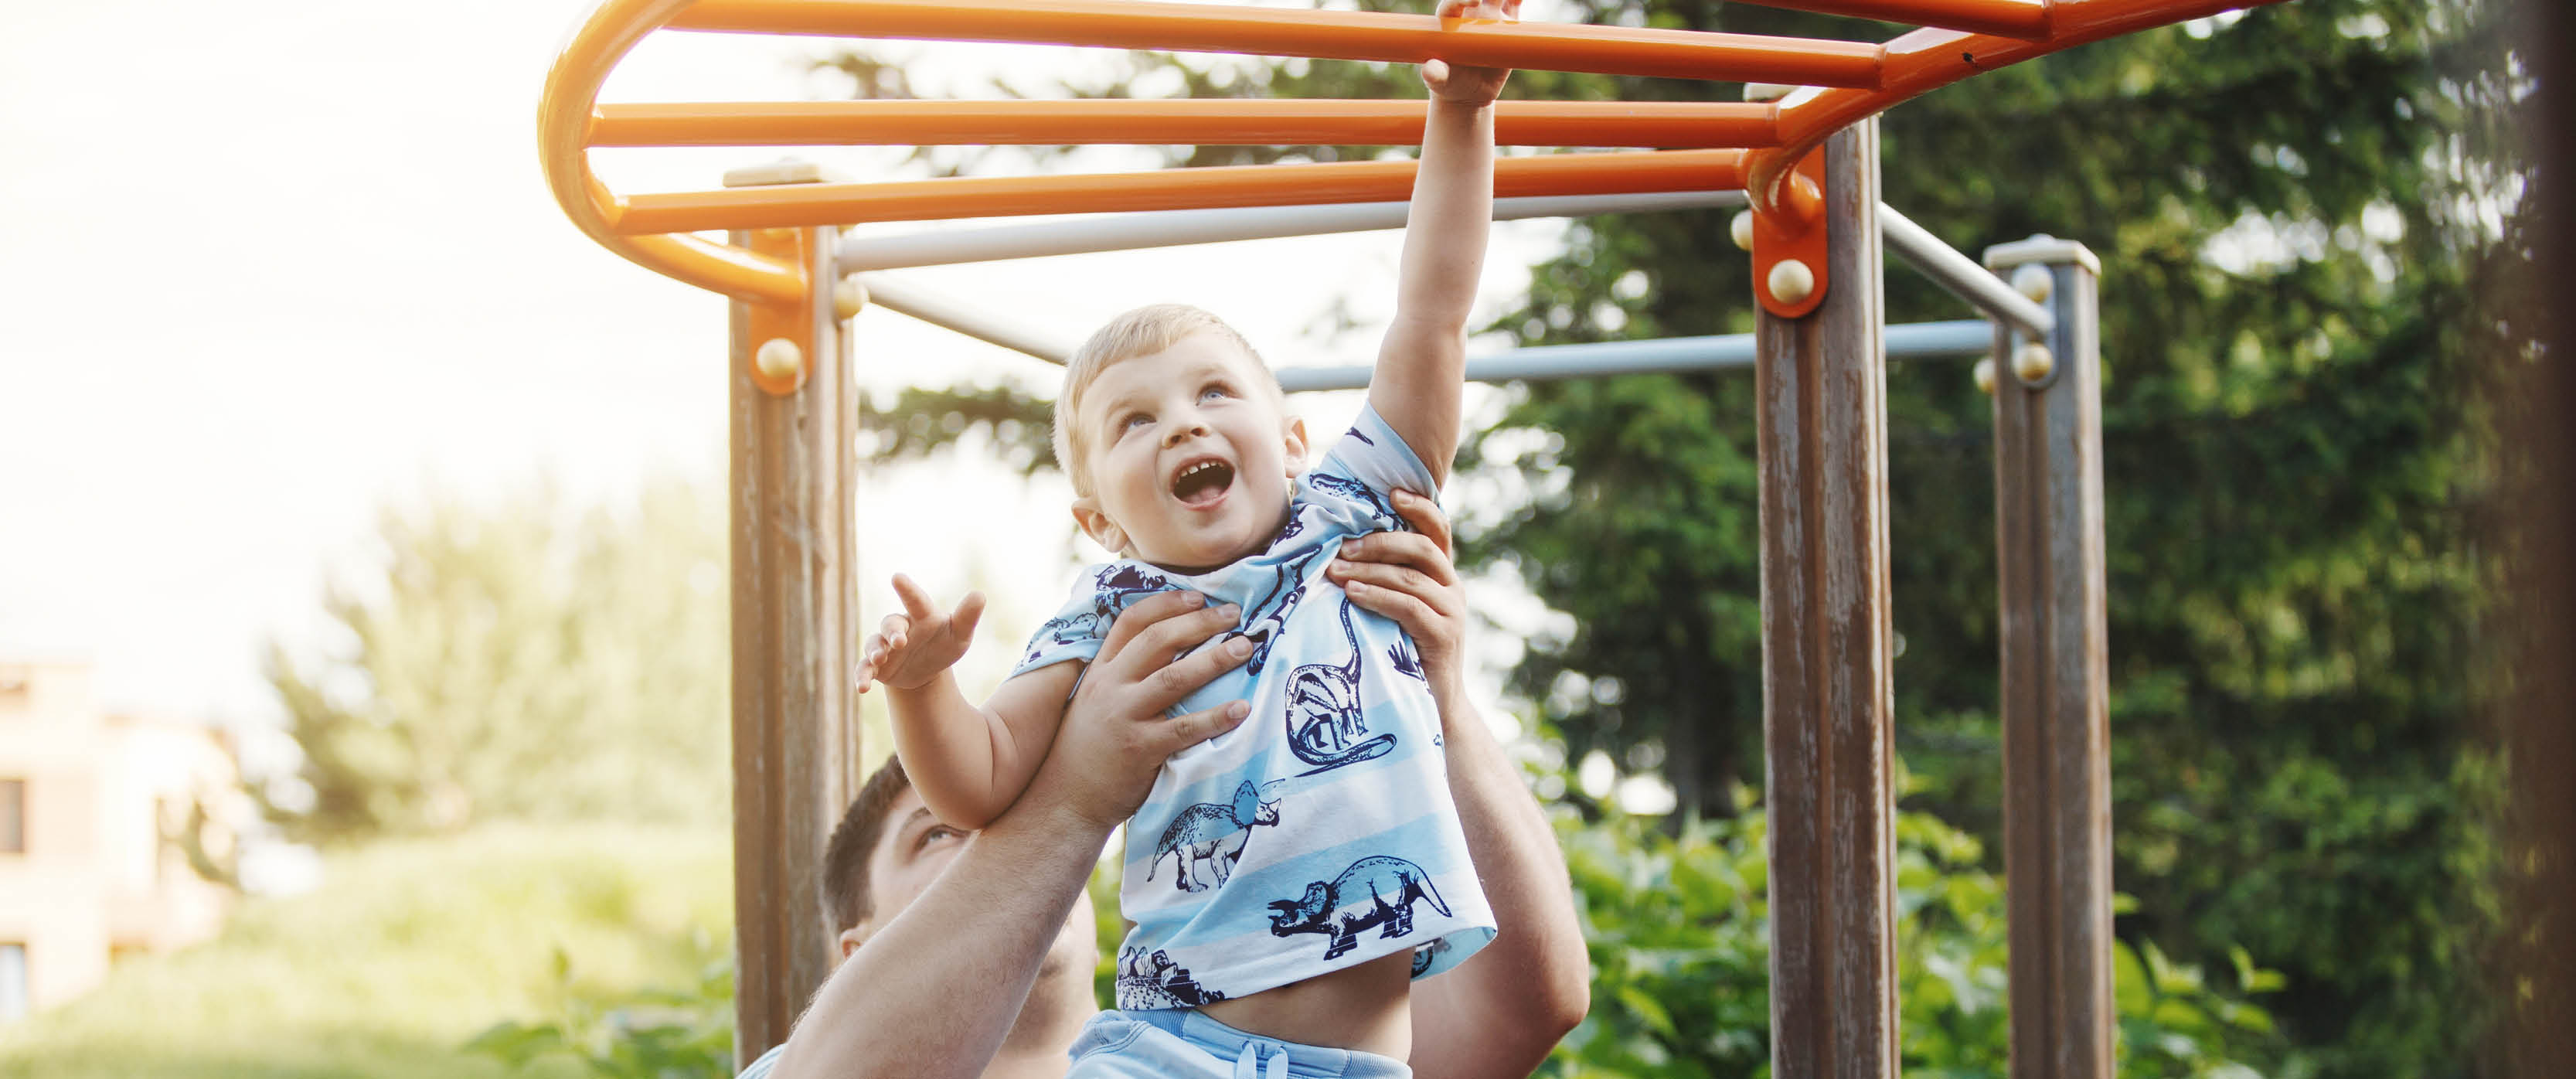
<box><xmin>856</xmin><ymin>5</ymin><xmax>1518</xmax><ymax>1074</ymax></box>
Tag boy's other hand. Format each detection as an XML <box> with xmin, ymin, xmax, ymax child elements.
<box><xmin>1422</xmin><ymin>0</ymin><xmax>1519</xmax><ymax>106</ymax></box>
<box><xmin>856</xmin><ymin>574</ymin><xmax>985</xmax><ymax>692</ymax></box>
<box><xmin>1328</xmin><ymin>488</ymin><xmax>1468</xmax><ymax>709</ymax></box>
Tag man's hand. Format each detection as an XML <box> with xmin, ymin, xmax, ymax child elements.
<box><xmin>1327</xmin><ymin>488</ymin><xmax>1468</xmax><ymax>713</ymax></box>
<box><xmin>1422</xmin><ymin>0</ymin><xmax>1519</xmax><ymax>107</ymax></box>
<box><xmin>856</xmin><ymin>574</ymin><xmax>985</xmax><ymax>692</ymax></box>
<box><xmin>1030</xmin><ymin>591</ymin><xmax>1255</xmax><ymax>829</ymax></box>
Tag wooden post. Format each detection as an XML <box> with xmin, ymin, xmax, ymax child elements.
<box><xmin>1985</xmin><ymin>235</ymin><xmax>2110</xmax><ymax>1079</ymax></box>
<box><xmin>727</xmin><ymin>165</ymin><xmax>862</xmax><ymax>1069</ymax></box>
<box><xmin>1755</xmin><ymin>117</ymin><xmax>1898</xmax><ymax>1079</ymax></box>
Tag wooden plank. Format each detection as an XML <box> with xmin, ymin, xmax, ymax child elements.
<box><xmin>1755</xmin><ymin>117</ymin><xmax>1898</xmax><ymax>1079</ymax></box>
<box><xmin>1986</xmin><ymin>240</ymin><xmax>2111</xmax><ymax>1079</ymax></box>
<box><xmin>730</xmin><ymin>223</ymin><xmax>862</xmax><ymax>1068</ymax></box>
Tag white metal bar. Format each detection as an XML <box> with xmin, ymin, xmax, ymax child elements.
<box><xmin>1274</xmin><ymin>318</ymin><xmax>1993</xmax><ymax>392</ymax></box>
<box><xmin>856</xmin><ymin>272</ymin><xmax>1076</xmax><ymax>364</ymax></box>
<box><xmin>1879</xmin><ymin>203</ymin><xmax>2055</xmax><ymax>337</ymax></box>
<box><xmin>837</xmin><ymin>190</ymin><xmax>1748</xmax><ymax>271</ymax></box>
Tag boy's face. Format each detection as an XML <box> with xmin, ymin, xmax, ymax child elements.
<box><xmin>1070</xmin><ymin>329</ymin><xmax>1307</xmax><ymax>572</ymax></box>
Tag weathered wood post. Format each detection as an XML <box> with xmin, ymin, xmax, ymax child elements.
<box><xmin>1754</xmin><ymin>117</ymin><xmax>1899</xmax><ymax>1079</ymax></box>
<box><xmin>725</xmin><ymin>162</ymin><xmax>863</xmax><ymax>1068</ymax></box>
<box><xmin>1985</xmin><ymin>235</ymin><xmax>2111</xmax><ymax>1079</ymax></box>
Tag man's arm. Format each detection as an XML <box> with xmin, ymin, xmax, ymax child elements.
<box><xmin>1367</xmin><ymin>0</ymin><xmax>1519</xmax><ymax>488</ymax></box>
<box><xmin>1330</xmin><ymin>490</ymin><xmax>1590</xmax><ymax>1076</ymax></box>
<box><xmin>766</xmin><ymin>593</ymin><xmax>1255</xmax><ymax>1079</ymax></box>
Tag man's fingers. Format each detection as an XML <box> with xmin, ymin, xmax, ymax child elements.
<box><xmin>1329</xmin><ymin>561</ymin><xmax>1454</xmax><ymax>614</ymax></box>
<box><xmin>1152</xmin><ymin>699</ymin><xmax>1254</xmax><ymax>756</ymax></box>
<box><xmin>891</xmin><ymin>574</ymin><xmax>938</xmax><ymax>620</ymax></box>
<box><xmin>1388</xmin><ymin>489</ymin><xmax>1455</xmax><ymax>557</ymax></box>
<box><xmin>1134</xmin><ymin>631</ymin><xmax>1253</xmax><ymax>713</ymax></box>
<box><xmin>1341</xmin><ymin>530</ymin><xmax>1458</xmax><ymax>587</ymax></box>
<box><xmin>1344</xmin><ymin>579</ymin><xmax>1440</xmax><ymax>636</ymax></box>
<box><xmin>1105</xmin><ymin>600</ymin><xmax>1237</xmax><ymax>683</ymax></box>
<box><xmin>1096</xmin><ymin>590</ymin><xmax>1205</xmax><ymax>668</ymax></box>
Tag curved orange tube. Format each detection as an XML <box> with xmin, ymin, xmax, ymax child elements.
<box><xmin>589</xmin><ymin>99</ymin><xmax>1782</xmax><ymax>150</ymax></box>
<box><xmin>538</xmin><ymin>0</ymin><xmax>2282</xmax><ymax>298</ymax></box>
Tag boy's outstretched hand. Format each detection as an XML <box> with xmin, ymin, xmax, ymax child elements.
<box><xmin>856</xmin><ymin>574</ymin><xmax>986</xmax><ymax>692</ymax></box>
<box><xmin>1422</xmin><ymin>0</ymin><xmax>1519</xmax><ymax>106</ymax></box>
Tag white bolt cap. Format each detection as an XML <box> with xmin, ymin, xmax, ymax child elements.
<box><xmin>833</xmin><ymin>275</ymin><xmax>869</xmax><ymax>321</ymax></box>
<box><xmin>1730</xmin><ymin>211</ymin><xmax>1756</xmax><ymax>251</ymax></box>
<box><xmin>1973</xmin><ymin>357</ymin><xmax>1997</xmax><ymax>395</ymax></box>
<box><xmin>1768</xmin><ymin>259</ymin><xmax>1815</xmax><ymax>306</ymax></box>
<box><xmin>2011</xmin><ymin>263</ymin><xmax>2054</xmax><ymax>304</ymax></box>
<box><xmin>756</xmin><ymin>338</ymin><xmax>804</xmax><ymax>382</ymax></box>
<box><xmin>2013</xmin><ymin>342</ymin><xmax>2054</xmax><ymax>383</ymax></box>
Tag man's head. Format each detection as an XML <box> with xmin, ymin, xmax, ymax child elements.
<box><xmin>1052</xmin><ymin>305</ymin><xmax>1308</xmax><ymax>571</ymax></box>
<box><xmin>818</xmin><ymin>757</ymin><xmax>1097</xmax><ymax>982</ymax></box>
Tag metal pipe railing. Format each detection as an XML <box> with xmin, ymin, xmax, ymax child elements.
<box><xmin>1880</xmin><ymin>203</ymin><xmax>2054</xmax><ymax>336</ymax></box>
<box><xmin>836</xmin><ymin>190</ymin><xmax>1747</xmax><ymax>272</ymax></box>
<box><xmin>1276</xmin><ymin>318</ymin><xmax>1996</xmax><ymax>391</ymax></box>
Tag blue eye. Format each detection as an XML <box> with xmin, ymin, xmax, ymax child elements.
<box><xmin>1119</xmin><ymin>411</ymin><xmax>1152</xmax><ymax>432</ymax></box>
<box><xmin>1200</xmin><ymin>383</ymin><xmax>1230</xmax><ymax>402</ymax></box>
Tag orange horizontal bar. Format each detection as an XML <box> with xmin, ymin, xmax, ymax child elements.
<box><xmin>1746</xmin><ymin>0</ymin><xmax>2284</xmax><ymax>212</ymax></box>
<box><xmin>668</xmin><ymin>0</ymin><xmax>1885</xmax><ymax>88</ymax></box>
<box><xmin>1721</xmin><ymin>0</ymin><xmax>2049</xmax><ymax>39</ymax></box>
<box><xmin>614</xmin><ymin>149</ymin><xmax>1747</xmax><ymax>233</ymax></box>
<box><xmin>590</xmin><ymin>98</ymin><xmax>1780</xmax><ymax>148</ymax></box>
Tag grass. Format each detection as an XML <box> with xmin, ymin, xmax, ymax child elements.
<box><xmin>0</xmin><ymin>824</ymin><xmax>732</xmax><ymax>1079</ymax></box>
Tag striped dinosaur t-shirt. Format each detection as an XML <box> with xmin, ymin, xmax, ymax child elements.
<box><xmin>1012</xmin><ymin>403</ymin><xmax>1496</xmax><ymax>1012</ymax></box>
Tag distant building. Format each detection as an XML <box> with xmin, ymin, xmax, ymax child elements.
<box><xmin>0</xmin><ymin>659</ymin><xmax>240</xmax><ymax>1020</ymax></box>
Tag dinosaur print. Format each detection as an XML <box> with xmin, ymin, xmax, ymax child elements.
<box><xmin>1265</xmin><ymin>855</ymin><xmax>1452</xmax><ymax>961</ymax></box>
<box><xmin>1387</xmin><ymin>633</ymin><xmax>1424</xmax><ymax>682</ymax></box>
<box><xmin>1282</xmin><ymin>600</ymin><xmax>1396</xmax><ymax>776</ymax></box>
<box><xmin>1145</xmin><ymin>780</ymin><xmax>1283</xmax><ymax>893</ymax></box>
<box><xmin>1115</xmin><ymin>946</ymin><xmax>1227</xmax><ymax>1009</ymax></box>
<box><xmin>1306</xmin><ymin>472</ymin><xmax>1397</xmax><ymax>530</ymax></box>
<box><xmin>1228</xmin><ymin>552</ymin><xmax>1317</xmax><ymax>676</ymax></box>
<box><xmin>1022</xmin><ymin>564</ymin><xmax>1174</xmax><ymax>667</ymax></box>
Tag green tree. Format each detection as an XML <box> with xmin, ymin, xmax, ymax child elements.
<box><xmin>260</xmin><ymin>478</ymin><xmax>730</xmax><ymax>844</ymax></box>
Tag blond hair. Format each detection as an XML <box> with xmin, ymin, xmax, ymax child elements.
<box><xmin>1052</xmin><ymin>304</ymin><xmax>1276</xmax><ymax>496</ymax></box>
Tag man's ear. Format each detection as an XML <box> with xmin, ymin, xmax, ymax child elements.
<box><xmin>1281</xmin><ymin>415</ymin><xmax>1311</xmax><ymax>478</ymax></box>
<box><xmin>836</xmin><ymin>924</ymin><xmax>869</xmax><ymax>961</ymax></box>
<box><xmin>1070</xmin><ymin>497</ymin><xmax>1127</xmax><ymax>555</ymax></box>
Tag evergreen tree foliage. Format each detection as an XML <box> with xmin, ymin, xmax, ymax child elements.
<box><xmin>260</xmin><ymin>479</ymin><xmax>730</xmax><ymax>844</ymax></box>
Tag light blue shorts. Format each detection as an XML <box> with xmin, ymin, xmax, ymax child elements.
<box><xmin>1065</xmin><ymin>1008</ymin><xmax>1411</xmax><ymax>1079</ymax></box>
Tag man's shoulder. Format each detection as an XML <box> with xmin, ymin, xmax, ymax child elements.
<box><xmin>736</xmin><ymin>1043</ymin><xmax>786</xmax><ymax>1079</ymax></box>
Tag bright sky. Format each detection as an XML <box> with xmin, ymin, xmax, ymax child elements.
<box><xmin>0</xmin><ymin>0</ymin><xmax>1568</xmax><ymax>750</ymax></box>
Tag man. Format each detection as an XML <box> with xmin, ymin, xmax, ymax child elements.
<box><xmin>745</xmin><ymin>496</ymin><xmax>1588</xmax><ymax>1078</ymax></box>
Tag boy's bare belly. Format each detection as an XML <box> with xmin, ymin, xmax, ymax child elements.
<box><xmin>1196</xmin><ymin>950</ymin><xmax>1414</xmax><ymax>1060</ymax></box>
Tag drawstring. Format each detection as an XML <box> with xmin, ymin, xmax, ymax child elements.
<box><xmin>1232</xmin><ymin>1041</ymin><xmax>1289</xmax><ymax>1079</ymax></box>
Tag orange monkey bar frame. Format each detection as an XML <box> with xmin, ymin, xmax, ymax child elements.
<box><xmin>536</xmin><ymin>2</ymin><xmax>2281</xmax><ymax>1075</ymax></box>
<box><xmin>539</xmin><ymin>0</ymin><xmax>2261</xmax><ymax>305</ymax></box>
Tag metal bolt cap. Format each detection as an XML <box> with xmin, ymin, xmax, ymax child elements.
<box><xmin>1768</xmin><ymin>258</ymin><xmax>1815</xmax><ymax>305</ymax></box>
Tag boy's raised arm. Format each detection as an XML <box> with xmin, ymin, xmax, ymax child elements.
<box><xmin>1370</xmin><ymin>0</ymin><xmax>1518</xmax><ymax>490</ymax></box>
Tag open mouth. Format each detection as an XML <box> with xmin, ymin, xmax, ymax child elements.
<box><xmin>1169</xmin><ymin>458</ymin><xmax>1236</xmax><ymax>509</ymax></box>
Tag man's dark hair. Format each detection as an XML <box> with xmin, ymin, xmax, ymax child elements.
<box><xmin>820</xmin><ymin>756</ymin><xmax>914</xmax><ymax>934</ymax></box>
